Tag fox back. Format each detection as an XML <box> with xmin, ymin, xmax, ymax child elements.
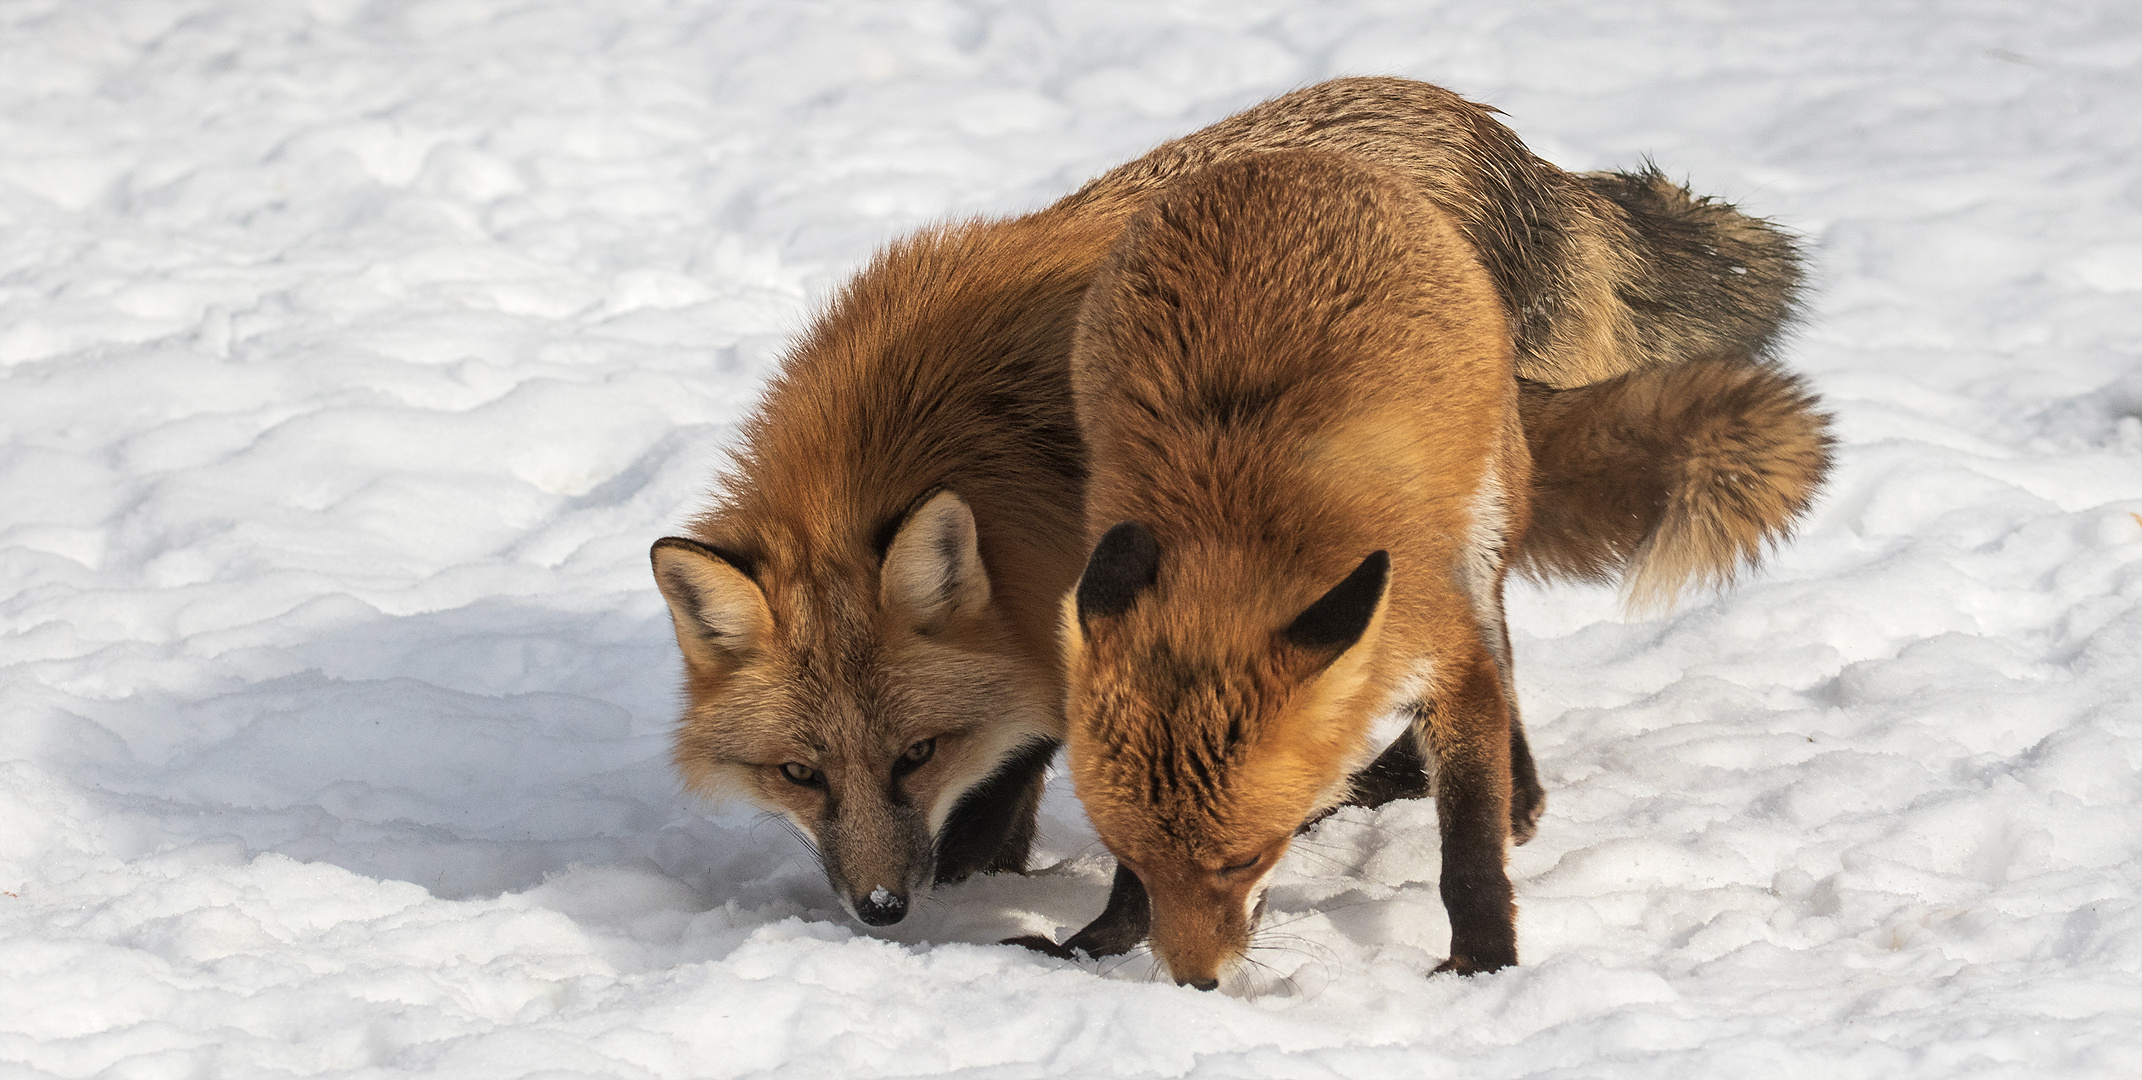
<box><xmin>1065</xmin><ymin>79</ymin><xmax>1826</xmax><ymax>612</ymax></box>
<box><xmin>1065</xmin><ymin>150</ymin><xmax>1529</xmax><ymax>986</ymax></box>
<box><xmin>1062</xmin><ymin>78</ymin><xmax>1803</xmax><ymax>391</ymax></box>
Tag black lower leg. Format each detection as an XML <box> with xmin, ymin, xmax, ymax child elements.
<box><xmin>1492</xmin><ymin>617</ymin><xmax>1545</xmax><ymax>845</ymax></box>
<box><xmin>1349</xmin><ymin>718</ymin><xmax>1433</xmax><ymax>809</ymax></box>
<box><xmin>1434</xmin><ymin>784</ymin><xmax>1517</xmax><ymax>974</ymax></box>
<box><xmin>1435</xmin><ymin>857</ymin><xmax>1517</xmax><ymax>975</ymax></box>
<box><xmin>1426</xmin><ymin>672</ymin><xmax>1518</xmax><ymax>974</ymax></box>
<box><xmin>1005</xmin><ymin>862</ymin><xmax>1150</xmax><ymax>960</ymax></box>
<box><xmin>935</xmin><ymin>738</ymin><xmax>1058</xmax><ymax>884</ymax></box>
<box><xmin>1508</xmin><ymin>720</ymin><xmax>1544</xmax><ymax>845</ymax></box>
<box><xmin>1063</xmin><ymin>862</ymin><xmax>1149</xmax><ymax>957</ymax></box>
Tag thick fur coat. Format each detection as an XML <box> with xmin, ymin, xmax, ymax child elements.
<box><xmin>650</xmin><ymin>77</ymin><xmax>1829</xmax><ymax>930</ymax></box>
<box><xmin>1064</xmin><ymin>150</ymin><xmax>1530</xmax><ymax>983</ymax></box>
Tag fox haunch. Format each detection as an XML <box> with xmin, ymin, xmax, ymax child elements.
<box><xmin>1059</xmin><ymin>80</ymin><xmax>1805</xmax><ymax>391</ymax></box>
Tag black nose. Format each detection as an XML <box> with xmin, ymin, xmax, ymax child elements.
<box><xmin>1181</xmin><ymin>977</ymin><xmax>1219</xmax><ymax>992</ymax></box>
<box><xmin>854</xmin><ymin>888</ymin><xmax>908</xmax><ymax>926</ymax></box>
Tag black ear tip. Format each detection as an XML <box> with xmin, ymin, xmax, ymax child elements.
<box><xmin>1283</xmin><ymin>549</ymin><xmax>1391</xmax><ymax>654</ymax></box>
<box><xmin>1333</xmin><ymin>550</ymin><xmax>1391</xmax><ymax>599</ymax></box>
<box><xmin>1077</xmin><ymin>521</ymin><xmax>1161</xmax><ymax>622</ymax></box>
<box><xmin>649</xmin><ymin>536</ymin><xmax>757</xmax><ymax>580</ymax></box>
<box><xmin>1097</xmin><ymin>521</ymin><xmax>1158</xmax><ymax>558</ymax></box>
<box><xmin>651</xmin><ymin>536</ymin><xmax>707</xmax><ymax>573</ymax></box>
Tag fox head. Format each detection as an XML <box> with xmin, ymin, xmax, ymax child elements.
<box><xmin>652</xmin><ymin>489</ymin><xmax>1059</xmax><ymax>927</ymax></box>
<box><xmin>1063</xmin><ymin>521</ymin><xmax>1393</xmax><ymax>989</ymax></box>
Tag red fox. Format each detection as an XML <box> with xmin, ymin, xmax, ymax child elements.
<box><xmin>651</xmin><ymin>77</ymin><xmax>1828</xmax><ymax>931</ymax></box>
<box><xmin>1063</xmin><ymin>149</ymin><xmax>1529</xmax><ymax>986</ymax></box>
<box><xmin>650</xmin><ymin>213</ymin><xmax>1114</xmax><ymax>927</ymax></box>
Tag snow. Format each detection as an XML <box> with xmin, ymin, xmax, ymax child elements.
<box><xmin>3</xmin><ymin>1</ymin><xmax>2140</xmax><ymax>1076</ymax></box>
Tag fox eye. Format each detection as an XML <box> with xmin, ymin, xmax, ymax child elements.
<box><xmin>779</xmin><ymin>762</ymin><xmax>820</xmax><ymax>786</ymax></box>
<box><xmin>1218</xmin><ymin>852</ymin><xmax>1264</xmax><ymax>877</ymax></box>
<box><xmin>895</xmin><ymin>738</ymin><xmax>936</xmax><ymax>773</ymax></box>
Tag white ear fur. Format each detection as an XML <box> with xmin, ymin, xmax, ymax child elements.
<box><xmin>881</xmin><ymin>489</ymin><xmax>991</xmax><ymax>631</ymax></box>
<box><xmin>651</xmin><ymin>538</ymin><xmax>772</xmax><ymax>668</ymax></box>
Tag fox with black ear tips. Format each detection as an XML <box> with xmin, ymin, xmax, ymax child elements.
<box><xmin>652</xmin><ymin>484</ymin><xmax>1064</xmax><ymax>927</ymax></box>
<box><xmin>1061</xmin><ymin>149</ymin><xmax>1532</xmax><ymax>987</ymax></box>
<box><xmin>650</xmin><ymin>76</ymin><xmax>1828</xmax><ymax>932</ymax></box>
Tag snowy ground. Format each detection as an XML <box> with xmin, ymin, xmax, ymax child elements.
<box><xmin>4</xmin><ymin>1</ymin><xmax>2141</xmax><ymax>1076</ymax></box>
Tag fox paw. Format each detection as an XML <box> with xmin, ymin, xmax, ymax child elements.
<box><xmin>1433</xmin><ymin>953</ymin><xmax>1514</xmax><ymax>976</ymax></box>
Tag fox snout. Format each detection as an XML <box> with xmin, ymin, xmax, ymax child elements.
<box><xmin>1148</xmin><ymin>898</ymin><xmax>1253</xmax><ymax>991</ymax></box>
<box><xmin>1134</xmin><ymin>864</ymin><xmax>1274</xmax><ymax>992</ymax></box>
<box><xmin>817</xmin><ymin>796</ymin><xmax>934</xmax><ymax>928</ymax></box>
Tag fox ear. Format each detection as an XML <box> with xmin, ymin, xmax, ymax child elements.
<box><xmin>882</xmin><ymin>489</ymin><xmax>991</xmax><ymax>631</ymax></box>
<box><xmin>1077</xmin><ymin>521</ymin><xmax>1161</xmax><ymax>623</ymax></box>
<box><xmin>651</xmin><ymin>537</ymin><xmax>771</xmax><ymax>669</ymax></box>
<box><xmin>1282</xmin><ymin>550</ymin><xmax>1390</xmax><ymax>669</ymax></box>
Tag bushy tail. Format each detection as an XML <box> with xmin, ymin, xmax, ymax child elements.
<box><xmin>1516</xmin><ymin>356</ymin><xmax>1833</xmax><ymax>613</ymax></box>
<box><xmin>1581</xmin><ymin>166</ymin><xmax>1806</xmax><ymax>370</ymax></box>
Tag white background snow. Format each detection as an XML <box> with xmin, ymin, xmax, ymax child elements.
<box><xmin>3</xmin><ymin>1</ymin><xmax>2140</xmax><ymax>1076</ymax></box>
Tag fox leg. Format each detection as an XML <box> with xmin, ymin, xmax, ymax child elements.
<box><xmin>1458</xmin><ymin>422</ymin><xmax>1544</xmax><ymax>846</ymax></box>
<box><xmin>1422</xmin><ymin>646</ymin><xmax>1519</xmax><ymax>974</ymax></box>
<box><xmin>1345</xmin><ymin>726</ymin><xmax>1433</xmax><ymax>808</ymax></box>
<box><xmin>1345</xmin><ymin>574</ymin><xmax>1550</xmax><ymax>844</ymax></box>
<box><xmin>1491</xmin><ymin>614</ymin><xmax>1546</xmax><ymax>845</ymax></box>
<box><xmin>990</xmin><ymin>740</ymin><xmax>1150</xmax><ymax>962</ymax></box>
<box><xmin>934</xmin><ymin>738</ymin><xmax>1059</xmax><ymax>884</ymax></box>
<box><xmin>979</xmin><ymin>763</ymin><xmax>1046</xmax><ymax>875</ymax></box>
<box><xmin>1507</xmin><ymin>717</ymin><xmax>1544</xmax><ymax>845</ymax></box>
<box><xmin>1005</xmin><ymin>862</ymin><xmax>1150</xmax><ymax>960</ymax></box>
<box><xmin>1344</xmin><ymin>694</ymin><xmax>1541</xmax><ymax>846</ymax></box>
<box><xmin>1061</xmin><ymin>863</ymin><xmax>1151</xmax><ymax>957</ymax></box>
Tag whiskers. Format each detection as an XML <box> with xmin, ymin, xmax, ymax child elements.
<box><xmin>1093</xmin><ymin>941</ymin><xmax>1164</xmax><ymax>984</ymax></box>
<box><xmin>1085</xmin><ymin>924</ymin><xmax>1335</xmax><ymax>1000</ymax></box>
<box><xmin>1228</xmin><ymin>951</ymin><xmax>1305</xmax><ymax>1001</ymax></box>
<box><xmin>1278</xmin><ymin>838</ymin><xmax>1361</xmax><ymax>877</ymax></box>
<box><xmin>1256</xmin><ymin>889</ymin><xmax>1383</xmax><ymax>934</ymax></box>
<box><xmin>1230</xmin><ymin>918</ymin><xmax>1341</xmax><ymax>1001</ymax></box>
<box><xmin>1287</xmin><ymin>806</ymin><xmax>1412</xmax><ymax>871</ymax></box>
<box><xmin>754</xmin><ymin>809</ymin><xmax>820</xmax><ymax>858</ymax></box>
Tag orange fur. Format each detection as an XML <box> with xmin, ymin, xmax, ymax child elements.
<box><xmin>653</xmin><ymin>215</ymin><xmax>1110</xmax><ymax>923</ymax></box>
<box><xmin>1064</xmin><ymin>151</ymin><xmax>1528</xmax><ymax>986</ymax></box>
<box><xmin>651</xmin><ymin>76</ymin><xmax>1826</xmax><ymax>928</ymax></box>
<box><xmin>1517</xmin><ymin>357</ymin><xmax>1833</xmax><ymax>611</ymax></box>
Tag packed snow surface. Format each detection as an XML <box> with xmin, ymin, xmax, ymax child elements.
<box><xmin>4</xmin><ymin>1</ymin><xmax>2141</xmax><ymax>1077</ymax></box>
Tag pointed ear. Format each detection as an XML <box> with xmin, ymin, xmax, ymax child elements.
<box><xmin>1076</xmin><ymin>521</ymin><xmax>1161</xmax><ymax>623</ymax></box>
<box><xmin>881</xmin><ymin>489</ymin><xmax>991</xmax><ymax>631</ymax></box>
<box><xmin>651</xmin><ymin>537</ymin><xmax>771</xmax><ymax>669</ymax></box>
<box><xmin>1282</xmin><ymin>550</ymin><xmax>1390</xmax><ymax>670</ymax></box>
